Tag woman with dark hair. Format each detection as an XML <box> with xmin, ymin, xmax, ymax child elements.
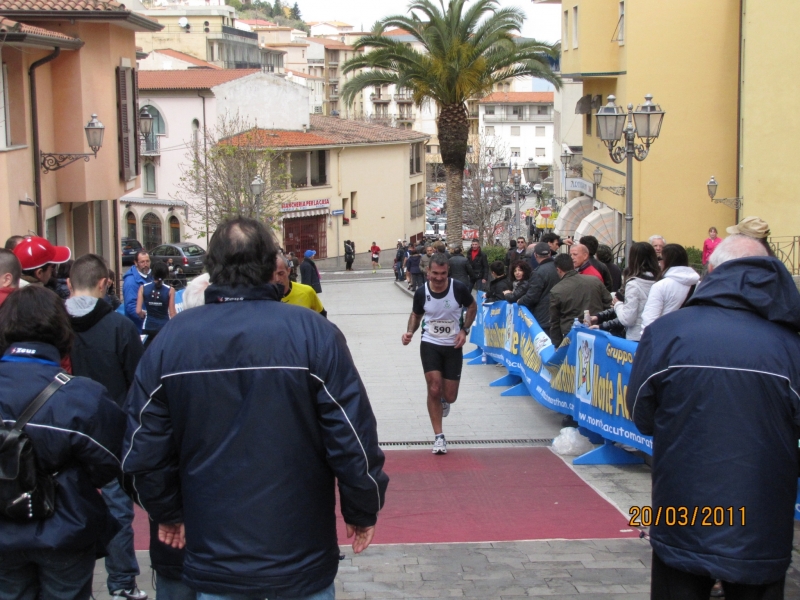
<box><xmin>503</xmin><ymin>260</ymin><xmax>533</xmax><ymax>303</ymax></box>
<box><xmin>0</xmin><ymin>286</ymin><xmax>125</xmax><ymax>600</ymax></box>
<box><xmin>593</xmin><ymin>242</ymin><xmax>659</xmax><ymax>341</ymax></box>
<box><xmin>641</xmin><ymin>243</ymin><xmax>700</xmax><ymax>330</ymax></box>
<box><xmin>596</xmin><ymin>245</ymin><xmax>622</xmax><ymax>292</ymax></box>
<box><xmin>136</xmin><ymin>261</ymin><xmax>177</xmax><ymax>347</ymax></box>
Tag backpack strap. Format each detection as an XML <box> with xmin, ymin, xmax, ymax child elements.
<box><xmin>11</xmin><ymin>372</ymin><xmax>72</xmax><ymax>434</ymax></box>
<box><xmin>680</xmin><ymin>284</ymin><xmax>697</xmax><ymax>309</ymax></box>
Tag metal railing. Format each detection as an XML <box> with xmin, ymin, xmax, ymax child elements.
<box><xmin>483</xmin><ymin>113</ymin><xmax>552</xmax><ymax>122</ymax></box>
<box><xmin>394</xmin><ymin>93</ymin><xmax>413</xmax><ymax>102</ymax></box>
<box><xmin>140</xmin><ymin>135</ymin><xmax>160</xmax><ymax>156</ymax></box>
<box><xmin>370</xmin><ymin>93</ymin><xmax>390</xmax><ymax>102</ymax></box>
<box><xmin>397</xmin><ymin>113</ymin><xmax>415</xmax><ymax>121</ymax></box>
<box><xmin>769</xmin><ymin>236</ymin><xmax>800</xmax><ymax>275</ymax></box>
<box><xmin>222</xmin><ymin>25</ymin><xmax>257</xmax><ymax>40</ymax></box>
<box><xmin>308</xmin><ymin>58</ymin><xmax>324</xmax><ymax>64</ymax></box>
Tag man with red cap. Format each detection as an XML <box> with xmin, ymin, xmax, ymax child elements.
<box><xmin>12</xmin><ymin>236</ymin><xmax>71</xmax><ymax>287</ymax></box>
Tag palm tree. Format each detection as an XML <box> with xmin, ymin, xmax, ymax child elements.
<box><xmin>341</xmin><ymin>0</ymin><xmax>560</xmax><ymax>246</ymax></box>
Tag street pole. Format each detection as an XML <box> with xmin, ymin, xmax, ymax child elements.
<box><xmin>336</xmin><ymin>219</ymin><xmax>340</xmax><ymax>269</ymax></box>
<box><xmin>514</xmin><ymin>186</ymin><xmax>520</xmax><ymax>240</ymax></box>
<box><xmin>625</xmin><ymin>125</ymin><xmax>634</xmax><ymax>260</ymax></box>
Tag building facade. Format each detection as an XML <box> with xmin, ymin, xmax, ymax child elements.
<box><xmin>0</xmin><ymin>1</ymin><xmax>161</xmax><ymax>272</ymax></box>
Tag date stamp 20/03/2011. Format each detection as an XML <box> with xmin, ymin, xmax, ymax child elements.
<box><xmin>629</xmin><ymin>506</ymin><xmax>746</xmax><ymax>527</ymax></box>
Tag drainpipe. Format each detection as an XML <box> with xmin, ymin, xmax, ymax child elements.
<box><xmin>198</xmin><ymin>90</ymin><xmax>209</xmax><ymax>240</ymax></box>
<box><xmin>29</xmin><ymin>47</ymin><xmax>61</xmax><ymax>236</ymax></box>
<box><xmin>735</xmin><ymin>0</ymin><xmax>744</xmax><ymax>224</ymax></box>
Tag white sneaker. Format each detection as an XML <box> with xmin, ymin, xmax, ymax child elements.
<box><xmin>432</xmin><ymin>436</ymin><xmax>447</xmax><ymax>454</ymax></box>
<box><xmin>441</xmin><ymin>399</ymin><xmax>450</xmax><ymax>418</ymax></box>
<box><xmin>111</xmin><ymin>587</ymin><xmax>147</xmax><ymax>600</ymax></box>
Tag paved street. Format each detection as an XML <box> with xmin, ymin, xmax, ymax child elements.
<box><xmin>93</xmin><ymin>275</ymin><xmax>800</xmax><ymax>599</ymax></box>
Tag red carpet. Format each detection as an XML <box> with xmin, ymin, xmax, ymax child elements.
<box><xmin>133</xmin><ymin>447</ymin><xmax>636</xmax><ymax>550</ymax></box>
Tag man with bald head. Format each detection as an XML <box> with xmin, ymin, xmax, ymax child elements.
<box><xmin>569</xmin><ymin>243</ymin><xmax>604</xmax><ymax>284</ymax></box>
<box><xmin>628</xmin><ymin>234</ymin><xmax>800</xmax><ymax>596</ymax></box>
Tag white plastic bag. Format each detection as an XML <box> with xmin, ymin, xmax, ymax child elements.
<box><xmin>551</xmin><ymin>427</ymin><xmax>595</xmax><ymax>456</ymax></box>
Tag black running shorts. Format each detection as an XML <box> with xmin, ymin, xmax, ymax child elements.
<box><xmin>420</xmin><ymin>341</ymin><xmax>464</xmax><ymax>381</ymax></box>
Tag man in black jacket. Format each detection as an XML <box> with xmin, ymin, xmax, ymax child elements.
<box><xmin>123</xmin><ymin>218</ymin><xmax>388</xmax><ymax>600</ymax></box>
<box><xmin>628</xmin><ymin>236</ymin><xmax>800</xmax><ymax>598</ymax></box>
<box><xmin>65</xmin><ymin>254</ymin><xmax>146</xmax><ymax>600</ymax></box>
<box><xmin>518</xmin><ymin>243</ymin><xmax>560</xmax><ymax>335</ymax></box>
<box><xmin>299</xmin><ymin>249</ymin><xmax>322</xmax><ymax>293</ymax></box>
<box><xmin>466</xmin><ymin>239</ymin><xmax>490</xmax><ymax>292</ymax></box>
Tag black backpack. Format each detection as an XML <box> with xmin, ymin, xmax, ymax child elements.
<box><xmin>0</xmin><ymin>372</ymin><xmax>71</xmax><ymax>521</ymax></box>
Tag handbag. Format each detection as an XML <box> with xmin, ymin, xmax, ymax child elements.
<box><xmin>0</xmin><ymin>372</ymin><xmax>72</xmax><ymax>521</ymax></box>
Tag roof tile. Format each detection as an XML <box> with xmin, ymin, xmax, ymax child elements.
<box><xmin>152</xmin><ymin>48</ymin><xmax>220</xmax><ymax>69</ymax></box>
<box><xmin>226</xmin><ymin>116</ymin><xmax>429</xmax><ymax>149</ymax></box>
<box><xmin>0</xmin><ymin>0</ymin><xmax>127</xmax><ymax>10</ymax></box>
<box><xmin>479</xmin><ymin>92</ymin><xmax>554</xmax><ymax>104</ymax></box>
<box><xmin>138</xmin><ymin>69</ymin><xmax>259</xmax><ymax>90</ymax></box>
<box><xmin>306</xmin><ymin>37</ymin><xmax>353</xmax><ymax>50</ymax></box>
<box><xmin>0</xmin><ymin>15</ymin><xmax>80</xmax><ymax>41</ymax></box>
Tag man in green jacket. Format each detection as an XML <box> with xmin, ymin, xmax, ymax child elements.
<box><xmin>549</xmin><ymin>253</ymin><xmax>612</xmax><ymax>346</ymax></box>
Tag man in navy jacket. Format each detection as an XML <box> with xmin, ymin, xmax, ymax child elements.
<box><xmin>627</xmin><ymin>234</ymin><xmax>800</xmax><ymax>598</ymax></box>
<box><xmin>122</xmin><ymin>218</ymin><xmax>388</xmax><ymax>600</ymax></box>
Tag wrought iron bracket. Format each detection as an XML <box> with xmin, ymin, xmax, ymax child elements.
<box><xmin>599</xmin><ymin>185</ymin><xmax>626</xmax><ymax>196</ymax></box>
<box><xmin>40</xmin><ymin>148</ymin><xmax>99</xmax><ymax>174</ymax></box>
<box><xmin>711</xmin><ymin>197</ymin><xmax>742</xmax><ymax>210</ymax></box>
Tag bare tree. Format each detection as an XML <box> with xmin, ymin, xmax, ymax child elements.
<box><xmin>462</xmin><ymin>134</ymin><xmax>509</xmax><ymax>245</ymax></box>
<box><xmin>174</xmin><ymin>113</ymin><xmax>293</xmax><ymax>238</ymax></box>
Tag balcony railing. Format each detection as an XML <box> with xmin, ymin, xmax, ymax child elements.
<box><xmin>140</xmin><ymin>134</ymin><xmax>160</xmax><ymax>156</ymax></box>
<box><xmin>770</xmin><ymin>236</ymin><xmax>800</xmax><ymax>275</ymax></box>
<box><xmin>328</xmin><ymin>92</ymin><xmax>339</xmax><ymax>99</ymax></box>
<box><xmin>308</xmin><ymin>58</ymin><xmax>324</xmax><ymax>64</ymax></box>
<box><xmin>370</xmin><ymin>93</ymin><xmax>390</xmax><ymax>103</ymax></box>
<box><xmin>327</xmin><ymin>76</ymin><xmax>339</xmax><ymax>83</ymax></box>
<box><xmin>327</xmin><ymin>60</ymin><xmax>339</xmax><ymax>66</ymax></box>
<box><xmin>468</xmin><ymin>110</ymin><xmax>479</xmax><ymax>119</ymax></box>
<box><xmin>221</xmin><ymin>25</ymin><xmax>258</xmax><ymax>39</ymax></box>
<box><xmin>394</xmin><ymin>93</ymin><xmax>413</xmax><ymax>103</ymax></box>
<box><xmin>397</xmin><ymin>113</ymin><xmax>415</xmax><ymax>122</ymax></box>
<box><xmin>483</xmin><ymin>113</ymin><xmax>552</xmax><ymax>122</ymax></box>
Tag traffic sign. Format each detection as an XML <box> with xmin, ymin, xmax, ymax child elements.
<box><xmin>539</xmin><ymin>207</ymin><xmax>552</xmax><ymax>219</ymax></box>
<box><xmin>330</xmin><ymin>209</ymin><xmax>344</xmax><ymax>216</ymax></box>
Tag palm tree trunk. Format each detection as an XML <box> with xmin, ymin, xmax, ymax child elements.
<box><xmin>437</xmin><ymin>103</ymin><xmax>469</xmax><ymax>247</ymax></box>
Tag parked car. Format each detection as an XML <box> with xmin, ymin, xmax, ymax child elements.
<box><xmin>121</xmin><ymin>238</ymin><xmax>143</xmax><ymax>266</ymax></box>
<box><xmin>148</xmin><ymin>242</ymin><xmax>206</xmax><ymax>275</ymax></box>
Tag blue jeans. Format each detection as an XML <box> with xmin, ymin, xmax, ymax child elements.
<box><xmin>156</xmin><ymin>573</ymin><xmax>197</xmax><ymax>600</ymax></box>
<box><xmin>102</xmin><ymin>479</ymin><xmax>141</xmax><ymax>592</ymax></box>
<box><xmin>0</xmin><ymin>546</ymin><xmax>96</xmax><ymax>600</ymax></box>
<box><xmin>196</xmin><ymin>582</ymin><xmax>335</xmax><ymax>600</ymax></box>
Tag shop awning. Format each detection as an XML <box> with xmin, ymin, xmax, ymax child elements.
<box><xmin>282</xmin><ymin>208</ymin><xmax>329</xmax><ymax>219</ymax></box>
<box><xmin>574</xmin><ymin>207</ymin><xmax>620</xmax><ymax>247</ymax></box>
<box><xmin>553</xmin><ymin>195</ymin><xmax>593</xmax><ymax>237</ymax></box>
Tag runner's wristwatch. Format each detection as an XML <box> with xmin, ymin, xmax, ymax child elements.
<box><xmin>461</xmin><ymin>325</ymin><xmax>470</xmax><ymax>334</ymax></box>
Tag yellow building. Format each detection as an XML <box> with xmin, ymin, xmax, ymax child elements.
<box><xmin>537</xmin><ymin>0</ymin><xmax>741</xmax><ymax>250</ymax></box>
<box><xmin>739</xmin><ymin>2</ymin><xmax>800</xmax><ymax>251</ymax></box>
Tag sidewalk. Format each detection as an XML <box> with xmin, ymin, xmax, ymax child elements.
<box><xmin>92</xmin><ymin>277</ymin><xmax>800</xmax><ymax>599</ymax></box>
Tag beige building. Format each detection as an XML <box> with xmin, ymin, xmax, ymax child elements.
<box><xmin>137</xmin><ymin>4</ymin><xmax>285</xmax><ymax>73</ymax></box>
<box><xmin>0</xmin><ymin>0</ymin><xmax>161</xmax><ymax>271</ymax></box>
<box><xmin>306</xmin><ymin>38</ymin><xmax>363</xmax><ymax>118</ymax></box>
<box><xmin>229</xmin><ymin>116</ymin><xmax>429</xmax><ymax>259</ymax></box>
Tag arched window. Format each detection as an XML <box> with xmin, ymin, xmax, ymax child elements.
<box><xmin>144</xmin><ymin>163</ymin><xmax>156</xmax><ymax>195</ymax></box>
<box><xmin>126</xmin><ymin>211</ymin><xmax>137</xmax><ymax>240</ymax></box>
<box><xmin>141</xmin><ymin>105</ymin><xmax>165</xmax><ymax>135</ymax></box>
<box><xmin>169</xmin><ymin>215</ymin><xmax>181</xmax><ymax>243</ymax></box>
<box><xmin>142</xmin><ymin>212</ymin><xmax>162</xmax><ymax>250</ymax></box>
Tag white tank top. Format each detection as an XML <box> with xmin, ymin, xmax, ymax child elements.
<box><xmin>420</xmin><ymin>280</ymin><xmax>465</xmax><ymax>346</ymax></box>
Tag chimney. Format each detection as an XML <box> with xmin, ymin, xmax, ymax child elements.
<box><xmin>302</xmin><ymin>124</ymin><xmax>308</xmax><ymax>133</ymax></box>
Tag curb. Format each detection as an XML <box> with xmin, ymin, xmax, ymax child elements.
<box><xmin>394</xmin><ymin>280</ymin><xmax>415</xmax><ymax>297</ymax></box>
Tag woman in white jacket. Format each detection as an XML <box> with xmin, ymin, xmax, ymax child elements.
<box><xmin>612</xmin><ymin>242</ymin><xmax>659</xmax><ymax>341</ymax></box>
<box><xmin>641</xmin><ymin>244</ymin><xmax>701</xmax><ymax>330</ymax></box>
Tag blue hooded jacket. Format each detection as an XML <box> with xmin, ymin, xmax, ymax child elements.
<box><xmin>627</xmin><ymin>257</ymin><xmax>800</xmax><ymax>585</ymax></box>
<box><xmin>122</xmin><ymin>264</ymin><xmax>153</xmax><ymax>332</ymax></box>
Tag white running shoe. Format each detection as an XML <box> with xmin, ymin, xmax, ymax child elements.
<box><xmin>432</xmin><ymin>436</ymin><xmax>447</xmax><ymax>455</ymax></box>
<box><xmin>441</xmin><ymin>399</ymin><xmax>450</xmax><ymax>418</ymax></box>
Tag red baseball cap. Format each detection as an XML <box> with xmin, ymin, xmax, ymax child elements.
<box><xmin>13</xmin><ymin>236</ymin><xmax>71</xmax><ymax>271</ymax></box>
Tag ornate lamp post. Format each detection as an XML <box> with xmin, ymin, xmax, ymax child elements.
<box><xmin>41</xmin><ymin>114</ymin><xmax>106</xmax><ymax>173</ymax></box>
<box><xmin>492</xmin><ymin>159</ymin><xmax>536</xmax><ymax>240</ymax></box>
<box><xmin>596</xmin><ymin>94</ymin><xmax>665</xmax><ymax>258</ymax></box>
<box><xmin>250</xmin><ymin>175</ymin><xmax>265</xmax><ymax>219</ymax></box>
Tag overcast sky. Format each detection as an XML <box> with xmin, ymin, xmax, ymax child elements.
<box><xmin>297</xmin><ymin>0</ymin><xmax>562</xmax><ymax>44</ymax></box>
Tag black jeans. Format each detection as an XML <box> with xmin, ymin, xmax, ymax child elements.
<box><xmin>651</xmin><ymin>552</ymin><xmax>785</xmax><ymax>600</ymax></box>
<box><xmin>0</xmin><ymin>546</ymin><xmax>96</xmax><ymax>600</ymax></box>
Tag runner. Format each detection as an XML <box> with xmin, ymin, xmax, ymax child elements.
<box><xmin>401</xmin><ymin>253</ymin><xmax>477</xmax><ymax>455</ymax></box>
<box><xmin>370</xmin><ymin>241</ymin><xmax>381</xmax><ymax>273</ymax></box>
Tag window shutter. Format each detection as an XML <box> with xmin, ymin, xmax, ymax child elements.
<box><xmin>133</xmin><ymin>68</ymin><xmax>140</xmax><ymax>176</ymax></box>
<box><xmin>116</xmin><ymin>66</ymin><xmax>137</xmax><ymax>181</ymax></box>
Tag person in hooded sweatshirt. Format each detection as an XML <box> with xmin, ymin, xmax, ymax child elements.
<box><xmin>627</xmin><ymin>234</ymin><xmax>800</xmax><ymax>598</ymax></box>
<box><xmin>65</xmin><ymin>254</ymin><xmax>146</xmax><ymax>600</ymax></box>
<box><xmin>640</xmin><ymin>243</ymin><xmax>700</xmax><ymax>331</ymax></box>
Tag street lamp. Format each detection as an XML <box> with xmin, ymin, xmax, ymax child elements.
<box><xmin>250</xmin><ymin>175</ymin><xmax>265</xmax><ymax>219</ymax></box>
<box><xmin>592</xmin><ymin>166</ymin><xmax>626</xmax><ymax>197</ymax></box>
<box><xmin>706</xmin><ymin>175</ymin><xmax>742</xmax><ymax>210</ymax></box>
<box><xmin>596</xmin><ymin>94</ymin><xmax>665</xmax><ymax>259</ymax></box>
<box><xmin>492</xmin><ymin>160</ymin><xmax>534</xmax><ymax>239</ymax></box>
<box><xmin>41</xmin><ymin>114</ymin><xmax>106</xmax><ymax>173</ymax></box>
<box><xmin>138</xmin><ymin>108</ymin><xmax>154</xmax><ymax>137</ymax></box>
